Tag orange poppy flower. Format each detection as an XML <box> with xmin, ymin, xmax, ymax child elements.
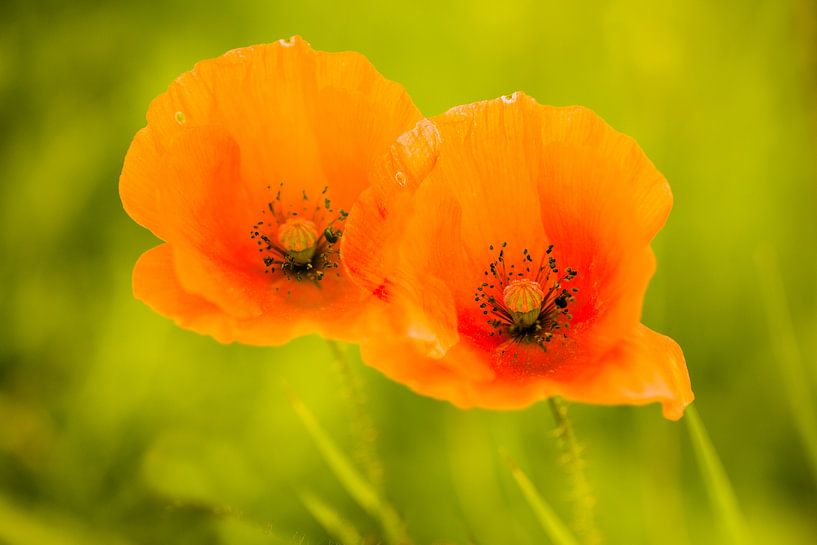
<box><xmin>120</xmin><ymin>37</ymin><xmax>422</xmax><ymax>344</ymax></box>
<box><xmin>342</xmin><ymin>93</ymin><xmax>693</xmax><ymax>419</ymax></box>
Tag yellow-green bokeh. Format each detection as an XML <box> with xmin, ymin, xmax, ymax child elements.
<box><xmin>1</xmin><ymin>1</ymin><xmax>816</xmax><ymax>543</ymax></box>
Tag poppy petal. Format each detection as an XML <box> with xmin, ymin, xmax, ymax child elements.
<box><xmin>129</xmin><ymin>37</ymin><xmax>420</xmax><ymax>228</ymax></box>
<box><xmin>133</xmin><ymin>244</ymin><xmax>238</xmax><ymax>342</ymax></box>
<box><xmin>560</xmin><ymin>324</ymin><xmax>694</xmax><ymax>420</ymax></box>
<box><xmin>343</xmin><ymin>93</ymin><xmax>690</xmax><ymax>417</ymax></box>
<box><xmin>342</xmin><ymin>119</ymin><xmax>442</xmax><ymax>296</ymax></box>
<box><xmin>360</xmin><ymin>323</ymin><xmax>692</xmax><ymax>419</ymax></box>
<box><xmin>121</xmin><ymin>126</ymin><xmax>253</xmax><ymax>258</ymax></box>
<box><xmin>134</xmin><ymin>243</ymin><xmax>349</xmax><ymax>345</ymax></box>
<box><xmin>347</xmin><ymin>94</ymin><xmax>671</xmax><ymax>357</ymax></box>
<box><xmin>124</xmin><ymin>127</ymin><xmax>267</xmax><ymax>320</ymax></box>
<box><xmin>359</xmin><ymin>337</ymin><xmax>496</xmax><ymax>404</ymax></box>
<box><xmin>122</xmin><ymin>38</ymin><xmax>422</xmax><ymax>345</ymax></box>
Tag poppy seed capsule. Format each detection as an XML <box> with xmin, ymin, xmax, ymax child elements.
<box><xmin>503</xmin><ymin>279</ymin><xmax>544</xmax><ymax>328</ymax></box>
<box><xmin>277</xmin><ymin>217</ymin><xmax>318</xmax><ymax>265</ymax></box>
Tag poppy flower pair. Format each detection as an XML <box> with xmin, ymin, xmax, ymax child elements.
<box><xmin>121</xmin><ymin>37</ymin><xmax>693</xmax><ymax>419</ymax></box>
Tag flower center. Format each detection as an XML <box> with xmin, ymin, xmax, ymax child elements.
<box><xmin>277</xmin><ymin>217</ymin><xmax>318</xmax><ymax>265</ymax></box>
<box><xmin>473</xmin><ymin>243</ymin><xmax>578</xmax><ymax>350</ymax></box>
<box><xmin>503</xmin><ymin>279</ymin><xmax>544</xmax><ymax>328</ymax></box>
<box><xmin>249</xmin><ymin>182</ymin><xmax>347</xmax><ymax>284</ymax></box>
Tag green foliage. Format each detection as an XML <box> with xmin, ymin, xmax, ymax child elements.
<box><xmin>1</xmin><ymin>0</ymin><xmax>817</xmax><ymax>543</ymax></box>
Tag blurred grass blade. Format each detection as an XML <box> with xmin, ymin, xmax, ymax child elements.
<box><xmin>685</xmin><ymin>405</ymin><xmax>749</xmax><ymax>545</ymax></box>
<box><xmin>289</xmin><ymin>391</ymin><xmax>411</xmax><ymax>545</ymax></box>
<box><xmin>501</xmin><ymin>449</ymin><xmax>580</xmax><ymax>545</ymax></box>
<box><xmin>300</xmin><ymin>490</ymin><xmax>363</xmax><ymax>545</ymax></box>
<box><xmin>755</xmin><ymin>246</ymin><xmax>817</xmax><ymax>484</ymax></box>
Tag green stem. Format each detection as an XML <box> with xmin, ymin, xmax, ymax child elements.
<box><xmin>548</xmin><ymin>397</ymin><xmax>601</xmax><ymax>545</ymax></box>
<box><xmin>326</xmin><ymin>339</ymin><xmax>384</xmax><ymax>492</ymax></box>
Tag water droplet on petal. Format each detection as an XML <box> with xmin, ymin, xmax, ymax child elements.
<box><xmin>279</xmin><ymin>36</ymin><xmax>297</xmax><ymax>48</ymax></box>
<box><xmin>394</xmin><ymin>171</ymin><xmax>407</xmax><ymax>187</ymax></box>
<box><xmin>500</xmin><ymin>92</ymin><xmax>519</xmax><ymax>104</ymax></box>
<box><xmin>175</xmin><ymin>111</ymin><xmax>186</xmax><ymax>124</ymax></box>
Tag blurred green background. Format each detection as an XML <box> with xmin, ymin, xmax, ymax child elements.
<box><xmin>1</xmin><ymin>1</ymin><xmax>816</xmax><ymax>543</ymax></box>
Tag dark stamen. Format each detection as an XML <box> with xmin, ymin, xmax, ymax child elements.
<box><xmin>248</xmin><ymin>181</ymin><xmax>348</xmax><ymax>289</ymax></box>
<box><xmin>474</xmin><ymin>244</ymin><xmax>578</xmax><ymax>352</ymax></box>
